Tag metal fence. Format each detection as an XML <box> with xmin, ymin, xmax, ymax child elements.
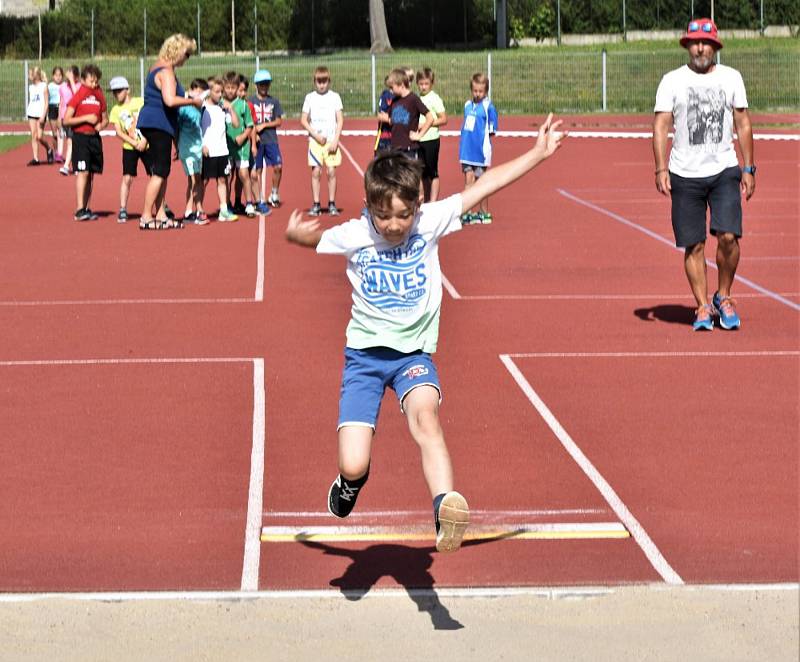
<box><xmin>5</xmin><ymin>47</ymin><xmax>798</xmax><ymax>121</ymax></box>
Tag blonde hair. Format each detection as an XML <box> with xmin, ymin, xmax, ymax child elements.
<box><xmin>386</xmin><ymin>68</ymin><xmax>410</xmax><ymax>88</ymax></box>
<box><xmin>29</xmin><ymin>66</ymin><xmax>45</xmax><ymax>83</ymax></box>
<box><xmin>159</xmin><ymin>33</ymin><xmax>197</xmax><ymax>65</ymax></box>
<box><xmin>471</xmin><ymin>72</ymin><xmax>489</xmax><ymax>94</ymax></box>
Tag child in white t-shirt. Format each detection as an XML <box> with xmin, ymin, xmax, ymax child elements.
<box><xmin>201</xmin><ymin>77</ymin><xmax>239</xmax><ymax>223</ymax></box>
<box><xmin>285</xmin><ymin>115</ymin><xmax>567</xmax><ymax>554</ymax></box>
<box><xmin>26</xmin><ymin>66</ymin><xmax>53</xmax><ymax>166</ymax></box>
<box><xmin>300</xmin><ymin>66</ymin><xmax>344</xmax><ymax>217</ymax></box>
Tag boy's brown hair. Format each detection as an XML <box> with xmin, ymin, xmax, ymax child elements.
<box><xmin>471</xmin><ymin>72</ymin><xmax>489</xmax><ymax>94</ymax></box>
<box><xmin>81</xmin><ymin>64</ymin><xmax>102</xmax><ymax>81</ymax></box>
<box><xmin>313</xmin><ymin>66</ymin><xmax>330</xmax><ymax>80</ymax></box>
<box><xmin>386</xmin><ymin>68</ymin><xmax>410</xmax><ymax>88</ymax></box>
<box><xmin>364</xmin><ymin>151</ymin><xmax>424</xmax><ymax>211</ymax></box>
<box><xmin>223</xmin><ymin>71</ymin><xmax>239</xmax><ymax>86</ymax></box>
<box><xmin>208</xmin><ymin>76</ymin><xmax>223</xmax><ymax>89</ymax></box>
<box><xmin>416</xmin><ymin>67</ymin><xmax>434</xmax><ymax>84</ymax></box>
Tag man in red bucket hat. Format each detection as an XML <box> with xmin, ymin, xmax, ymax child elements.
<box><xmin>652</xmin><ymin>18</ymin><xmax>755</xmax><ymax>331</ymax></box>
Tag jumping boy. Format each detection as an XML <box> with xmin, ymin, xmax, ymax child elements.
<box><xmin>223</xmin><ymin>71</ymin><xmax>256</xmax><ymax>217</ymax></box>
<box><xmin>249</xmin><ymin>69</ymin><xmax>283</xmax><ymax>212</ymax></box>
<box><xmin>201</xmin><ymin>76</ymin><xmax>239</xmax><ymax>222</ymax></box>
<box><xmin>300</xmin><ymin>66</ymin><xmax>344</xmax><ymax>216</ymax></box>
<box><xmin>63</xmin><ymin>64</ymin><xmax>108</xmax><ymax>221</ymax></box>
<box><xmin>108</xmin><ymin>76</ymin><xmax>151</xmax><ymax>223</ymax></box>
<box><xmin>285</xmin><ymin>114</ymin><xmax>567</xmax><ymax>553</ymax></box>
<box><xmin>459</xmin><ymin>72</ymin><xmax>499</xmax><ymax>224</ymax></box>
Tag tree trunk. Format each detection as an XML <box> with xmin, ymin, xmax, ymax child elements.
<box><xmin>369</xmin><ymin>0</ymin><xmax>393</xmax><ymax>53</ymax></box>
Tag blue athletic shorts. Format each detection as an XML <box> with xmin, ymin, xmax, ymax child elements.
<box><xmin>252</xmin><ymin>142</ymin><xmax>282</xmax><ymax>169</ymax></box>
<box><xmin>338</xmin><ymin>347</ymin><xmax>441</xmax><ymax>430</ymax></box>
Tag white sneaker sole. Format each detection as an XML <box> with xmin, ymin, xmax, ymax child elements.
<box><xmin>435</xmin><ymin>491</ymin><xmax>470</xmax><ymax>553</ymax></box>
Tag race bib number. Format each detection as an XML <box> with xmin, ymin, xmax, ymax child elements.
<box><xmin>464</xmin><ymin>114</ymin><xmax>476</xmax><ymax>132</ymax></box>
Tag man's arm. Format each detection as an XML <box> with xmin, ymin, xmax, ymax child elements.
<box><xmin>460</xmin><ymin>113</ymin><xmax>566</xmax><ymax>214</ymax></box>
<box><xmin>652</xmin><ymin>111</ymin><xmax>673</xmax><ymax>197</ymax></box>
<box><xmin>733</xmin><ymin>107</ymin><xmax>755</xmax><ymax>200</ymax></box>
<box><xmin>286</xmin><ymin>209</ymin><xmax>324</xmax><ymax>248</ymax></box>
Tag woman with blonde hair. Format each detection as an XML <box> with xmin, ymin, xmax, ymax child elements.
<box><xmin>26</xmin><ymin>66</ymin><xmax>53</xmax><ymax>165</ymax></box>
<box><xmin>137</xmin><ymin>33</ymin><xmax>202</xmax><ymax>229</ymax></box>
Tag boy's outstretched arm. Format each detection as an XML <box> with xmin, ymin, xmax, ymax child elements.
<box><xmin>460</xmin><ymin>113</ymin><xmax>566</xmax><ymax>214</ymax></box>
<box><xmin>285</xmin><ymin>209</ymin><xmax>324</xmax><ymax>248</ymax></box>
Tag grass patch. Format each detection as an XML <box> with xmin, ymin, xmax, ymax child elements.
<box><xmin>0</xmin><ymin>134</ymin><xmax>29</xmax><ymax>153</ymax></box>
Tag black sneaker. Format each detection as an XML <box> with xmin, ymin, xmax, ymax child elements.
<box><xmin>46</xmin><ymin>149</ymin><xmax>54</xmax><ymax>164</ymax></box>
<box><xmin>84</xmin><ymin>208</ymin><xmax>99</xmax><ymax>220</ymax></box>
<box><xmin>27</xmin><ymin>159</ymin><xmax>40</xmax><ymax>167</ymax></box>
<box><xmin>309</xmin><ymin>202</ymin><xmax>322</xmax><ymax>217</ymax></box>
<box><xmin>434</xmin><ymin>491</ymin><xmax>470</xmax><ymax>553</ymax></box>
<box><xmin>328</xmin><ymin>202</ymin><xmax>340</xmax><ymax>216</ymax></box>
<box><xmin>164</xmin><ymin>205</ymin><xmax>176</xmax><ymax>220</ymax></box>
<box><xmin>117</xmin><ymin>208</ymin><xmax>128</xmax><ymax>223</ymax></box>
<box><xmin>74</xmin><ymin>208</ymin><xmax>88</xmax><ymax>221</ymax></box>
<box><xmin>327</xmin><ymin>471</ymin><xmax>369</xmax><ymax>518</ymax></box>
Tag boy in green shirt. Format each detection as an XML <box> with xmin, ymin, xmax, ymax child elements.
<box><xmin>223</xmin><ymin>71</ymin><xmax>256</xmax><ymax>217</ymax></box>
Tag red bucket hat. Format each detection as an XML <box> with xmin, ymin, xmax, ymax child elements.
<box><xmin>680</xmin><ymin>18</ymin><xmax>723</xmax><ymax>49</ymax></box>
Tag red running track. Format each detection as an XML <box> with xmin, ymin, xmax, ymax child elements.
<box><xmin>0</xmin><ymin>118</ymin><xmax>797</xmax><ymax>594</ymax></box>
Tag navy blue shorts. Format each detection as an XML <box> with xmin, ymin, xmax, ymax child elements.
<box><xmin>670</xmin><ymin>166</ymin><xmax>742</xmax><ymax>247</ymax></box>
<box><xmin>338</xmin><ymin>347</ymin><xmax>441</xmax><ymax>430</ymax></box>
<box><xmin>252</xmin><ymin>142</ymin><xmax>282</xmax><ymax>169</ymax></box>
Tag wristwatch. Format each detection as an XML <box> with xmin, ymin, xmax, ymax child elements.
<box><xmin>742</xmin><ymin>165</ymin><xmax>757</xmax><ymax>176</ymax></box>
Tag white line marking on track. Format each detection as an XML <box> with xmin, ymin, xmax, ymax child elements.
<box><xmin>0</xmin><ymin>583</ymin><xmax>794</xmax><ymax>603</ymax></box>
<box><xmin>499</xmin><ymin>354</ymin><xmax>684</xmax><ymax>585</ymax></box>
<box><xmin>558</xmin><ymin>188</ymin><xmax>800</xmax><ymax>313</ymax></box>
<box><xmin>0</xmin><ymin>298</ymin><xmax>254</xmax><ymax>306</ymax></box>
<box><xmin>263</xmin><ymin>508</ymin><xmax>608</xmax><ymax>518</ymax></box>
<box><xmin>255</xmin><ymin>215</ymin><xmax>265</xmax><ymax>301</ymax></box>
<box><xmin>507</xmin><ymin>351</ymin><xmax>800</xmax><ymax>358</ymax></box>
<box><xmin>339</xmin><ymin>141</ymin><xmax>365</xmax><ymax>177</ymax></box>
<box><xmin>241</xmin><ymin>358</ymin><xmax>266</xmax><ymax>591</ymax></box>
<box><xmin>441</xmin><ymin>274</ymin><xmax>461</xmax><ymax>299</ymax></box>
<box><xmin>0</xmin><ymin>357</ymin><xmax>258</xmax><ymax>366</ymax></box>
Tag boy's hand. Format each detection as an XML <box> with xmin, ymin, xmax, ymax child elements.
<box><xmin>315</xmin><ymin>133</ymin><xmax>327</xmax><ymax>146</ymax></box>
<box><xmin>533</xmin><ymin>113</ymin><xmax>566</xmax><ymax>159</ymax></box>
<box><xmin>202</xmin><ymin>145</ymin><xmax>209</xmax><ymax>158</ymax></box>
<box><xmin>84</xmin><ymin>113</ymin><xmax>99</xmax><ymax>125</ymax></box>
<box><xmin>409</xmin><ymin>131</ymin><xmax>422</xmax><ymax>142</ymax></box>
<box><xmin>326</xmin><ymin>140</ymin><xmax>338</xmax><ymax>154</ymax></box>
<box><xmin>285</xmin><ymin>209</ymin><xmax>321</xmax><ymax>246</ymax></box>
<box><xmin>236</xmin><ymin>133</ymin><xmax>247</xmax><ymax>146</ymax></box>
<box><xmin>136</xmin><ymin>138</ymin><xmax>148</xmax><ymax>152</ymax></box>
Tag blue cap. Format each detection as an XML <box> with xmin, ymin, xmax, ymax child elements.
<box><xmin>254</xmin><ymin>69</ymin><xmax>272</xmax><ymax>84</ymax></box>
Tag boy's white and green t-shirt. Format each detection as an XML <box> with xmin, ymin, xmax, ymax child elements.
<box><xmin>317</xmin><ymin>194</ymin><xmax>463</xmax><ymax>354</ymax></box>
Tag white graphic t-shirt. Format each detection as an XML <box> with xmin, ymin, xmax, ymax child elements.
<box><xmin>301</xmin><ymin>90</ymin><xmax>343</xmax><ymax>140</ymax></box>
<box><xmin>317</xmin><ymin>194</ymin><xmax>463</xmax><ymax>354</ymax></box>
<box><xmin>654</xmin><ymin>64</ymin><xmax>748</xmax><ymax>178</ymax></box>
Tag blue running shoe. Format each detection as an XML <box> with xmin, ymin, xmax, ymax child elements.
<box><xmin>693</xmin><ymin>304</ymin><xmax>714</xmax><ymax>332</ymax></box>
<box><xmin>255</xmin><ymin>201</ymin><xmax>272</xmax><ymax>215</ymax></box>
<box><xmin>712</xmin><ymin>291</ymin><xmax>741</xmax><ymax>330</ymax></box>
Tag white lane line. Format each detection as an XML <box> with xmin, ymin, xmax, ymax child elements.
<box><xmin>0</xmin><ymin>583</ymin><xmax>794</xmax><ymax>603</ymax></box>
<box><xmin>441</xmin><ymin>274</ymin><xmax>461</xmax><ymax>300</ymax></box>
<box><xmin>241</xmin><ymin>358</ymin><xmax>266</xmax><ymax>592</ymax></box>
<box><xmin>506</xmin><ymin>351</ymin><xmax>800</xmax><ymax>358</ymax></box>
<box><xmin>0</xmin><ymin>357</ymin><xmax>257</xmax><ymax>367</ymax></box>
<box><xmin>340</xmin><ymin>141</ymin><xmax>365</xmax><ymax>177</ymax></box>
<box><xmin>499</xmin><ymin>354</ymin><xmax>683</xmax><ymax>585</ymax></box>
<box><xmin>0</xmin><ymin>298</ymin><xmax>253</xmax><ymax>306</ymax></box>
<box><xmin>558</xmin><ymin>188</ymin><xmax>800</xmax><ymax>313</ymax></box>
<box><xmin>255</xmin><ymin>215</ymin><xmax>265</xmax><ymax>301</ymax></box>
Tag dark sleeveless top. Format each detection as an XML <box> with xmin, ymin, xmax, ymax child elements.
<box><xmin>137</xmin><ymin>66</ymin><xmax>185</xmax><ymax>137</ymax></box>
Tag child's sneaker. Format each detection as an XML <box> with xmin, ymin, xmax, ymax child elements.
<box><xmin>255</xmin><ymin>201</ymin><xmax>271</xmax><ymax>215</ymax></box>
<box><xmin>328</xmin><ymin>202</ymin><xmax>340</xmax><ymax>216</ymax></box>
<box><xmin>117</xmin><ymin>208</ymin><xmax>128</xmax><ymax>223</ymax></box>
<box><xmin>46</xmin><ymin>149</ymin><xmax>54</xmax><ymax>164</ymax></box>
<box><xmin>460</xmin><ymin>213</ymin><xmax>473</xmax><ymax>225</ymax></box>
<box><xmin>268</xmin><ymin>192</ymin><xmax>281</xmax><ymax>207</ymax></box>
<box><xmin>327</xmin><ymin>471</ymin><xmax>369</xmax><ymax>518</ymax></box>
<box><xmin>245</xmin><ymin>203</ymin><xmax>257</xmax><ymax>218</ymax></box>
<box><xmin>27</xmin><ymin>159</ymin><xmax>40</xmax><ymax>167</ymax></box>
<box><xmin>480</xmin><ymin>211</ymin><xmax>493</xmax><ymax>224</ymax></box>
<box><xmin>218</xmin><ymin>209</ymin><xmax>239</xmax><ymax>222</ymax></box>
<box><xmin>195</xmin><ymin>211</ymin><xmax>209</xmax><ymax>226</ymax></box>
<box><xmin>692</xmin><ymin>304</ymin><xmax>714</xmax><ymax>332</ymax></box>
<box><xmin>232</xmin><ymin>202</ymin><xmax>247</xmax><ymax>215</ymax></box>
<box><xmin>84</xmin><ymin>208</ymin><xmax>99</xmax><ymax>220</ymax></box>
<box><xmin>54</xmin><ymin>153</ymin><xmax>64</xmax><ymax>163</ymax></box>
<box><xmin>435</xmin><ymin>491</ymin><xmax>470</xmax><ymax>553</ymax></box>
<box><xmin>74</xmin><ymin>208</ymin><xmax>88</xmax><ymax>221</ymax></box>
<box><xmin>164</xmin><ymin>205</ymin><xmax>176</xmax><ymax>220</ymax></box>
<box><xmin>59</xmin><ymin>165</ymin><xmax>70</xmax><ymax>176</ymax></box>
<box><xmin>712</xmin><ymin>291</ymin><xmax>741</xmax><ymax>330</ymax></box>
<box><xmin>183</xmin><ymin>211</ymin><xmax>196</xmax><ymax>223</ymax></box>
<box><xmin>309</xmin><ymin>202</ymin><xmax>322</xmax><ymax>216</ymax></box>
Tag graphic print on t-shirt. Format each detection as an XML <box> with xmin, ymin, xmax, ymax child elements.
<box><xmin>356</xmin><ymin>234</ymin><xmax>428</xmax><ymax>312</ymax></box>
<box><xmin>687</xmin><ymin>87</ymin><xmax>726</xmax><ymax>146</ymax></box>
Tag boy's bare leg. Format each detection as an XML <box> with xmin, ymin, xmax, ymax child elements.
<box><xmin>402</xmin><ymin>385</ymin><xmax>453</xmax><ymax>496</ymax></box>
<box><xmin>311</xmin><ymin>166</ymin><xmax>322</xmax><ymax>204</ymax></box>
<box><xmin>239</xmin><ymin>168</ymin><xmax>253</xmax><ymax>204</ymax></box>
<box><xmin>120</xmin><ymin>174</ymin><xmax>133</xmax><ymax>210</ymax></box>
<box><xmin>337</xmin><ymin>425</ymin><xmax>373</xmax><ymax>480</ymax></box>
<box><xmin>75</xmin><ymin>171</ymin><xmax>89</xmax><ymax>210</ymax></box>
<box><xmin>685</xmin><ymin>242</ymin><xmax>709</xmax><ymax>308</ymax></box>
<box><xmin>250</xmin><ymin>168</ymin><xmax>262</xmax><ymax>201</ymax></box>
<box><xmin>216</xmin><ymin>178</ymin><xmax>227</xmax><ymax>211</ymax></box>
<box><xmin>271</xmin><ymin>165</ymin><xmax>283</xmax><ymax>199</ymax></box>
<box><xmin>29</xmin><ymin>120</ymin><xmax>39</xmax><ymax>160</ymax></box>
<box><xmin>194</xmin><ymin>175</ymin><xmax>205</xmax><ymax>213</ymax></box>
<box><xmin>327</xmin><ymin>165</ymin><xmax>337</xmax><ymax>204</ymax></box>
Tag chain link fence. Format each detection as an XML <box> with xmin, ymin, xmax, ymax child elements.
<box><xmin>3</xmin><ymin>45</ymin><xmax>798</xmax><ymax>122</ymax></box>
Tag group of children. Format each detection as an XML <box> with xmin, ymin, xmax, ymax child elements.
<box><xmin>29</xmin><ymin>61</ymin><xmax>498</xmax><ymax>230</ymax></box>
